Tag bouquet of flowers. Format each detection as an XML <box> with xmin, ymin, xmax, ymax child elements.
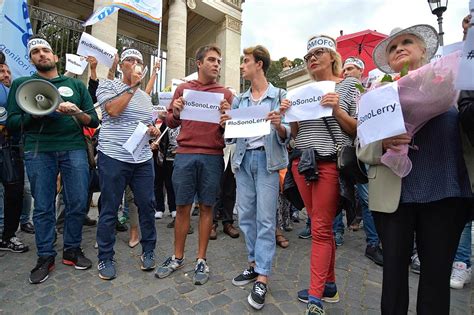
<box><xmin>378</xmin><ymin>51</ymin><xmax>461</xmax><ymax>177</ymax></box>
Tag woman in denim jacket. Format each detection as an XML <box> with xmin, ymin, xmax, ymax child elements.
<box><xmin>220</xmin><ymin>45</ymin><xmax>290</xmax><ymax>310</ymax></box>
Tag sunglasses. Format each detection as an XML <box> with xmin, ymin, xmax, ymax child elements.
<box><xmin>304</xmin><ymin>49</ymin><xmax>327</xmax><ymax>63</ymax></box>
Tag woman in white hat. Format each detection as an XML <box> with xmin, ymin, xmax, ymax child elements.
<box><xmin>358</xmin><ymin>25</ymin><xmax>471</xmax><ymax>314</ymax></box>
<box><xmin>281</xmin><ymin>34</ymin><xmax>359</xmax><ymax>315</ymax></box>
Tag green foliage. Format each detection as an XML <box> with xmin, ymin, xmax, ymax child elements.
<box><xmin>355</xmin><ymin>83</ymin><xmax>365</xmax><ymax>93</ymax></box>
<box><xmin>400</xmin><ymin>62</ymin><xmax>409</xmax><ymax>77</ymax></box>
<box><xmin>293</xmin><ymin>58</ymin><xmax>304</xmax><ymax>66</ymax></box>
<box><xmin>267</xmin><ymin>59</ymin><xmax>285</xmax><ymax>89</ymax></box>
<box><xmin>381</xmin><ymin>74</ymin><xmax>394</xmax><ymax>83</ymax></box>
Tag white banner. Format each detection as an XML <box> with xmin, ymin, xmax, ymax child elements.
<box><xmin>431</xmin><ymin>41</ymin><xmax>464</xmax><ymax>63</ymax></box>
<box><xmin>159</xmin><ymin>92</ymin><xmax>173</xmax><ymax>108</ymax></box>
<box><xmin>357</xmin><ymin>82</ymin><xmax>407</xmax><ymax>147</ymax></box>
<box><xmin>455</xmin><ymin>28</ymin><xmax>474</xmax><ymax>90</ymax></box>
<box><xmin>77</xmin><ymin>33</ymin><xmax>117</xmax><ymax>68</ymax></box>
<box><xmin>180</xmin><ymin>89</ymin><xmax>223</xmax><ymax>124</ymax></box>
<box><xmin>285</xmin><ymin>81</ymin><xmax>336</xmax><ymax>122</ymax></box>
<box><xmin>82</xmin><ymin>6</ymin><xmax>119</xmax><ymax>27</ymax></box>
<box><xmin>224</xmin><ymin>104</ymin><xmax>271</xmax><ymax>139</ymax></box>
<box><xmin>65</xmin><ymin>54</ymin><xmax>88</xmax><ymax>75</ymax></box>
<box><xmin>122</xmin><ymin>122</ymin><xmax>151</xmax><ymax>162</ymax></box>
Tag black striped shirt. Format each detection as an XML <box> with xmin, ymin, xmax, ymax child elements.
<box><xmin>294</xmin><ymin>77</ymin><xmax>359</xmax><ymax>158</ymax></box>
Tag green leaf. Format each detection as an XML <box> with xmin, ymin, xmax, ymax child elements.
<box><xmin>400</xmin><ymin>62</ymin><xmax>409</xmax><ymax>77</ymax></box>
<box><xmin>355</xmin><ymin>83</ymin><xmax>365</xmax><ymax>93</ymax></box>
<box><xmin>381</xmin><ymin>74</ymin><xmax>393</xmax><ymax>83</ymax></box>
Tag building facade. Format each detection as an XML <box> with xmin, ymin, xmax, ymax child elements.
<box><xmin>5</xmin><ymin>0</ymin><xmax>243</xmax><ymax>91</ymax></box>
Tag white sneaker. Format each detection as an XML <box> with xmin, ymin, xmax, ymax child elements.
<box><xmin>155</xmin><ymin>211</ymin><xmax>163</xmax><ymax>219</ymax></box>
<box><xmin>171</xmin><ymin>211</ymin><xmax>176</xmax><ymax>218</ymax></box>
<box><xmin>450</xmin><ymin>261</ymin><xmax>472</xmax><ymax>289</ymax></box>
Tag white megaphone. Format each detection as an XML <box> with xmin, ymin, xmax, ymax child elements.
<box><xmin>15</xmin><ymin>79</ymin><xmax>62</xmax><ymax>116</ymax></box>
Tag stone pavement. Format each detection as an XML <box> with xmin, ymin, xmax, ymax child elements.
<box><xmin>0</xmin><ymin>208</ymin><xmax>472</xmax><ymax>315</ymax></box>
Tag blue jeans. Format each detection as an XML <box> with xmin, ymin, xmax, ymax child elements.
<box><xmin>20</xmin><ymin>166</ymin><xmax>33</xmax><ymax>225</ymax></box>
<box><xmin>454</xmin><ymin>221</ymin><xmax>472</xmax><ymax>267</ymax></box>
<box><xmin>0</xmin><ymin>183</ymin><xmax>4</xmax><ymax>229</ymax></box>
<box><xmin>97</xmin><ymin>152</ymin><xmax>156</xmax><ymax>261</ymax></box>
<box><xmin>235</xmin><ymin>150</ymin><xmax>279</xmax><ymax>276</ymax></box>
<box><xmin>357</xmin><ymin>183</ymin><xmax>380</xmax><ymax>247</ymax></box>
<box><xmin>333</xmin><ymin>211</ymin><xmax>345</xmax><ymax>234</ymax></box>
<box><xmin>25</xmin><ymin>150</ymin><xmax>89</xmax><ymax>257</ymax></box>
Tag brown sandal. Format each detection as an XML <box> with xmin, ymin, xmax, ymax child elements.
<box><xmin>276</xmin><ymin>234</ymin><xmax>289</xmax><ymax>249</ymax></box>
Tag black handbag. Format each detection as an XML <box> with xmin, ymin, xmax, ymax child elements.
<box><xmin>0</xmin><ymin>144</ymin><xmax>23</xmax><ymax>184</ymax></box>
<box><xmin>323</xmin><ymin>118</ymin><xmax>368</xmax><ymax>184</ymax></box>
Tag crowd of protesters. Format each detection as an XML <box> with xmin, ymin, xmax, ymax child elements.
<box><xmin>0</xmin><ymin>12</ymin><xmax>472</xmax><ymax>315</ymax></box>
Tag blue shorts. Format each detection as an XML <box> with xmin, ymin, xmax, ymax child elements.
<box><xmin>172</xmin><ymin>153</ymin><xmax>224</xmax><ymax>206</ymax></box>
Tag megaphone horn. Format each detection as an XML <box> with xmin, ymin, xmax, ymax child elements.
<box><xmin>15</xmin><ymin>79</ymin><xmax>62</xmax><ymax>116</ymax></box>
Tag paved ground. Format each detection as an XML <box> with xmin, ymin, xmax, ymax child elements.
<box><xmin>0</xmin><ymin>207</ymin><xmax>472</xmax><ymax>315</ymax></box>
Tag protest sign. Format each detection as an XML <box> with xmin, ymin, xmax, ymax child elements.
<box><xmin>224</xmin><ymin>104</ymin><xmax>271</xmax><ymax>139</ymax></box>
<box><xmin>77</xmin><ymin>33</ymin><xmax>117</xmax><ymax>68</ymax></box>
<box><xmin>357</xmin><ymin>82</ymin><xmax>406</xmax><ymax>147</ymax></box>
<box><xmin>65</xmin><ymin>54</ymin><xmax>88</xmax><ymax>75</ymax></box>
<box><xmin>285</xmin><ymin>81</ymin><xmax>336</xmax><ymax>122</ymax></box>
<box><xmin>455</xmin><ymin>27</ymin><xmax>474</xmax><ymax>90</ymax></box>
<box><xmin>159</xmin><ymin>92</ymin><xmax>173</xmax><ymax>108</ymax></box>
<box><xmin>122</xmin><ymin>122</ymin><xmax>151</xmax><ymax>162</ymax></box>
<box><xmin>180</xmin><ymin>89</ymin><xmax>223</xmax><ymax>124</ymax></box>
<box><xmin>171</xmin><ymin>79</ymin><xmax>184</xmax><ymax>94</ymax></box>
<box><xmin>151</xmin><ymin>105</ymin><xmax>167</xmax><ymax>121</ymax></box>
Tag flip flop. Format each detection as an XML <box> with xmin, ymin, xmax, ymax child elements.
<box><xmin>276</xmin><ymin>234</ymin><xmax>289</xmax><ymax>249</ymax></box>
<box><xmin>128</xmin><ymin>240</ymin><xmax>139</xmax><ymax>248</ymax></box>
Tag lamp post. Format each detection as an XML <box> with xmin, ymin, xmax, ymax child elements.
<box><xmin>428</xmin><ymin>0</ymin><xmax>448</xmax><ymax>46</ymax></box>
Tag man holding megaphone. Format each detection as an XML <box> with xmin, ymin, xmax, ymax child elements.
<box><xmin>6</xmin><ymin>36</ymin><xmax>99</xmax><ymax>284</ymax></box>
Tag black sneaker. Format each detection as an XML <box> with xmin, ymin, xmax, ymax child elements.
<box><xmin>62</xmin><ymin>248</ymin><xmax>92</xmax><ymax>270</ymax></box>
<box><xmin>116</xmin><ymin>221</ymin><xmax>128</xmax><ymax>232</ymax></box>
<box><xmin>232</xmin><ymin>266</ymin><xmax>258</xmax><ymax>286</ymax></box>
<box><xmin>20</xmin><ymin>222</ymin><xmax>35</xmax><ymax>234</ymax></box>
<box><xmin>365</xmin><ymin>245</ymin><xmax>383</xmax><ymax>266</ymax></box>
<box><xmin>0</xmin><ymin>237</ymin><xmax>29</xmax><ymax>253</ymax></box>
<box><xmin>29</xmin><ymin>256</ymin><xmax>55</xmax><ymax>284</ymax></box>
<box><xmin>248</xmin><ymin>281</ymin><xmax>267</xmax><ymax>310</ymax></box>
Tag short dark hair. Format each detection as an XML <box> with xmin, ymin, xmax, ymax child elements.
<box><xmin>195</xmin><ymin>44</ymin><xmax>221</xmax><ymax>62</ymax></box>
<box><xmin>0</xmin><ymin>51</ymin><xmax>5</xmax><ymax>65</ymax></box>
<box><xmin>243</xmin><ymin>45</ymin><xmax>271</xmax><ymax>74</ymax></box>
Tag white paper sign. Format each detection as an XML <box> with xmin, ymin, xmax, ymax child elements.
<box><xmin>431</xmin><ymin>41</ymin><xmax>464</xmax><ymax>63</ymax></box>
<box><xmin>171</xmin><ymin>79</ymin><xmax>184</xmax><ymax>94</ymax></box>
<box><xmin>77</xmin><ymin>33</ymin><xmax>118</xmax><ymax>68</ymax></box>
<box><xmin>65</xmin><ymin>54</ymin><xmax>88</xmax><ymax>75</ymax></box>
<box><xmin>180</xmin><ymin>89</ymin><xmax>223</xmax><ymax>124</ymax></box>
<box><xmin>285</xmin><ymin>81</ymin><xmax>336</xmax><ymax>122</ymax></box>
<box><xmin>357</xmin><ymin>82</ymin><xmax>407</xmax><ymax>147</ymax></box>
<box><xmin>455</xmin><ymin>28</ymin><xmax>474</xmax><ymax>90</ymax></box>
<box><xmin>159</xmin><ymin>92</ymin><xmax>173</xmax><ymax>108</ymax></box>
<box><xmin>122</xmin><ymin>122</ymin><xmax>151</xmax><ymax>161</ymax></box>
<box><xmin>224</xmin><ymin>104</ymin><xmax>271</xmax><ymax>139</ymax></box>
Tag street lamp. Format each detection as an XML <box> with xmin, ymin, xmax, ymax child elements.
<box><xmin>428</xmin><ymin>0</ymin><xmax>448</xmax><ymax>46</ymax></box>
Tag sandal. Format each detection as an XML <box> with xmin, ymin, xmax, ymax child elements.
<box><xmin>128</xmin><ymin>239</ymin><xmax>139</xmax><ymax>248</ymax></box>
<box><xmin>276</xmin><ymin>234</ymin><xmax>289</xmax><ymax>249</ymax></box>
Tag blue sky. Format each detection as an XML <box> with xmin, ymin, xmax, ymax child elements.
<box><xmin>241</xmin><ymin>0</ymin><xmax>469</xmax><ymax>60</ymax></box>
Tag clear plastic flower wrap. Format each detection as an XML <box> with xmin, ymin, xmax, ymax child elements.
<box><xmin>379</xmin><ymin>51</ymin><xmax>461</xmax><ymax>177</ymax></box>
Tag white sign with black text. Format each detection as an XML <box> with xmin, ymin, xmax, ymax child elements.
<box><xmin>77</xmin><ymin>33</ymin><xmax>118</xmax><ymax>68</ymax></box>
<box><xmin>357</xmin><ymin>82</ymin><xmax>407</xmax><ymax>147</ymax></box>
<box><xmin>122</xmin><ymin>122</ymin><xmax>151</xmax><ymax>162</ymax></box>
<box><xmin>455</xmin><ymin>28</ymin><xmax>474</xmax><ymax>90</ymax></box>
<box><xmin>159</xmin><ymin>92</ymin><xmax>173</xmax><ymax>108</ymax></box>
<box><xmin>65</xmin><ymin>54</ymin><xmax>88</xmax><ymax>75</ymax></box>
<box><xmin>224</xmin><ymin>104</ymin><xmax>271</xmax><ymax>139</ymax></box>
<box><xmin>285</xmin><ymin>81</ymin><xmax>336</xmax><ymax>122</ymax></box>
<box><xmin>180</xmin><ymin>89</ymin><xmax>224</xmax><ymax>124</ymax></box>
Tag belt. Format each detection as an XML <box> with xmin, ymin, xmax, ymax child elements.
<box><xmin>247</xmin><ymin>146</ymin><xmax>265</xmax><ymax>151</ymax></box>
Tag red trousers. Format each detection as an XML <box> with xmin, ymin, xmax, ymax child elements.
<box><xmin>292</xmin><ymin>159</ymin><xmax>339</xmax><ymax>298</ymax></box>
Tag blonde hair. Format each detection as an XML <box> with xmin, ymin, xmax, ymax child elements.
<box><xmin>305</xmin><ymin>35</ymin><xmax>342</xmax><ymax>80</ymax></box>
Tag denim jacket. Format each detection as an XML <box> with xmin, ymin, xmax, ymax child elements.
<box><xmin>229</xmin><ymin>83</ymin><xmax>290</xmax><ymax>173</ymax></box>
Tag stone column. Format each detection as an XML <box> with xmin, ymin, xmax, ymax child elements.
<box><xmin>165</xmin><ymin>0</ymin><xmax>187</xmax><ymax>87</ymax></box>
<box><xmin>215</xmin><ymin>15</ymin><xmax>241</xmax><ymax>92</ymax></box>
<box><xmin>91</xmin><ymin>0</ymin><xmax>118</xmax><ymax>79</ymax></box>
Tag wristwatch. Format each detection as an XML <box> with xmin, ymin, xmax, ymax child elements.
<box><xmin>126</xmin><ymin>88</ymin><xmax>135</xmax><ymax>95</ymax></box>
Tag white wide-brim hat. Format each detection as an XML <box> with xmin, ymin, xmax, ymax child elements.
<box><xmin>373</xmin><ymin>24</ymin><xmax>439</xmax><ymax>73</ymax></box>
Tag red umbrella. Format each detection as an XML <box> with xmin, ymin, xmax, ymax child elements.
<box><xmin>336</xmin><ymin>30</ymin><xmax>388</xmax><ymax>78</ymax></box>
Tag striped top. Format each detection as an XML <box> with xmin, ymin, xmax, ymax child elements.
<box><xmin>294</xmin><ymin>77</ymin><xmax>359</xmax><ymax>158</ymax></box>
<box><xmin>97</xmin><ymin>79</ymin><xmax>153</xmax><ymax>164</ymax></box>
